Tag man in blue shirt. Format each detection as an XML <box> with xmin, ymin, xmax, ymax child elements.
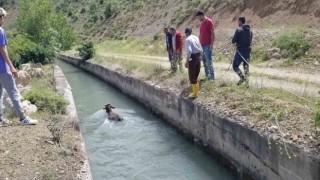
<box><xmin>163</xmin><ymin>27</ymin><xmax>173</xmax><ymax>71</ymax></box>
<box><xmin>0</xmin><ymin>8</ymin><xmax>38</xmax><ymax>126</ymax></box>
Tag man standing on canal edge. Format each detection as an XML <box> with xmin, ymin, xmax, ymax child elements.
<box><xmin>232</xmin><ymin>16</ymin><xmax>253</xmax><ymax>87</ymax></box>
<box><xmin>169</xmin><ymin>27</ymin><xmax>184</xmax><ymax>73</ymax></box>
<box><xmin>0</xmin><ymin>8</ymin><xmax>38</xmax><ymax>126</ymax></box>
<box><xmin>196</xmin><ymin>10</ymin><xmax>215</xmax><ymax>82</ymax></box>
<box><xmin>184</xmin><ymin>28</ymin><xmax>203</xmax><ymax>99</ymax></box>
<box><xmin>163</xmin><ymin>27</ymin><xmax>174</xmax><ymax>71</ymax></box>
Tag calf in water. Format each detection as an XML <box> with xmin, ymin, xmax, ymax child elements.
<box><xmin>103</xmin><ymin>104</ymin><xmax>123</xmax><ymax>121</ymax></box>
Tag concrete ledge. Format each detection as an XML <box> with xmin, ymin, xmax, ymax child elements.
<box><xmin>53</xmin><ymin>64</ymin><xmax>93</xmax><ymax>180</ymax></box>
<box><xmin>58</xmin><ymin>54</ymin><xmax>320</xmax><ymax>180</ymax></box>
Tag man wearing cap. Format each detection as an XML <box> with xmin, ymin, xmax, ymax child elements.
<box><xmin>163</xmin><ymin>27</ymin><xmax>173</xmax><ymax>71</ymax></box>
<box><xmin>169</xmin><ymin>27</ymin><xmax>183</xmax><ymax>73</ymax></box>
<box><xmin>232</xmin><ymin>16</ymin><xmax>253</xmax><ymax>87</ymax></box>
<box><xmin>0</xmin><ymin>7</ymin><xmax>38</xmax><ymax>126</ymax></box>
<box><xmin>196</xmin><ymin>10</ymin><xmax>215</xmax><ymax>82</ymax></box>
<box><xmin>184</xmin><ymin>28</ymin><xmax>203</xmax><ymax>99</ymax></box>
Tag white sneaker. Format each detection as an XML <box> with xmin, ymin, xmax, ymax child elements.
<box><xmin>20</xmin><ymin>117</ymin><xmax>38</xmax><ymax>126</ymax></box>
<box><xmin>0</xmin><ymin>118</ymin><xmax>12</xmax><ymax>127</ymax></box>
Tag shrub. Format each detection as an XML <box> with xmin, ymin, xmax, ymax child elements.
<box><xmin>8</xmin><ymin>34</ymin><xmax>54</xmax><ymax>66</ymax></box>
<box><xmin>153</xmin><ymin>34</ymin><xmax>160</xmax><ymax>41</ymax></box>
<box><xmin>273</xmin><ymin>30</ymin><xmax>312</xmax><ymax>60</ymax></box>
<box><xmin>24</xmin><ymin>89</ymin><xmax>69</xmax><ymax>114</ymax></box>
<box><xmin>80</xmin><ymin>7</ymin><xmax>86</xmax><ymax>14</ymax></box>
<box><xmin>77</xmin><ymin>42</ymin><xmax>95</xmax><ymax>60</ymax></box>
<box><xmin>104</xmin><ymin>2</ymin><xmax>120</xmax><ymax>19</ymax></box>
<box><xmin>252</xmin><ymin>46</ymin><xmax>268</xmax><ymax>62</ymax></box>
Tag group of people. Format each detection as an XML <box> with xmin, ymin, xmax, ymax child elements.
<box><xmin>164</xmin><ymin>11</ymin><xmax>253</xmax><ymax>99</ymax></box>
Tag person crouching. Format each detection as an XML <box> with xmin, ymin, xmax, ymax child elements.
<box><xmin>184</xmin><ymin>28</ymin><xmax>203</xmax><ymax>99</ymax></box>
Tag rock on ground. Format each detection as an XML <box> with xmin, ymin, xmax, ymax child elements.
<box><xmin>21</xmin><ymin>100</ymin><xmax>37</xmax><ymax>115</ymax></box>
<box><xmin>16</xmin><ymin>71</ymin><xmax>31</xmax><ymax>87</ymax></box>
<box><xmin>19</xmin><ymin>63</ymin><xmax>32</xmax><ymax>73</ymax></box>
<box><xmin>17</xmin><ymin>85</ymin><xmax>31</xmax><ymax>94</ymax></box>
<box><xmin>268</xmin><ymin>47</ymin><xmax>281</xmax><ymax>59</ymax></box>
<box><xmin>30</xmin><ymin>68</ymin><xmax>44</xmax><ymax>77</ymax></box>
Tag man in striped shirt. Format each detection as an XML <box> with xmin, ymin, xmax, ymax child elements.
<box><xmin>184</xmin><ymin>28</ymin><xmax>203</xmax><ymax>99</ymax></box>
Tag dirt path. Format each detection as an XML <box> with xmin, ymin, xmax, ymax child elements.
<box><xmin>97</xmin><ymin>52</ymin><xmax>320</xmax><ymax>98</ymax></box>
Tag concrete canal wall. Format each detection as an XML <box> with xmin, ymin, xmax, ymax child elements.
<box><xmin>53</xmin><ymin>64</ymin><xmax>93</xmax><ymax>180</ymax></box>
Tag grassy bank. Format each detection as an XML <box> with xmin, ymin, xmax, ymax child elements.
<box><xmin>95</xmin><ymin>36</ymin><xmax>167</xmax><ymax>56</ymax></box>
<box><xmin>93</xmin><ymin>27</ymin><xmax>320</xmax><ymax>72</ymax></box>
<box><xmin>91</xmin><ymin>54</ymin><xmax>319</xmax><ymax>155</ymax></box>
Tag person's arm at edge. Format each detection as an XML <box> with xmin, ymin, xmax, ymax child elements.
<box><xmin>232</xmin><ymin>29</ymin><xmax>239</xmax><ymax>45</ymax></box>
<box><xmin>210</xmin><ymin>21</ymin><xmax>215</xmax><ymax>50</ymax></box>
<box><xmin>185</xmin><ymin>38</ymin><xmax>192</xmax><ymax>68</ymax></box>
<box><xmin>0</xmin><ymin>46</ymin><xmax>17</xmax><ymax>77</ymax></box>
<box><xmin>178</xmin><ymin>33</ymin><xmax>183</xmax><ymax>53</ymax></box>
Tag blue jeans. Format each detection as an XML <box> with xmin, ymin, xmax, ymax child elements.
<box><xmin>233</xmin><ymin>49</ymin><xmax>251</xmax><ymax>78</ymax></box>
<box><xmin>202</xmin><ymin>45</ymin><xmax>215</xmax><ymax>80</ymax></box>
<box><xmin>0</xmin><ymin>73</ymin><xmax>25</xmax><ymax>120</ymax></box>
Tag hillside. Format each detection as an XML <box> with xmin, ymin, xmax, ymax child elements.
<box><xmin>3</xmin><ymin>0</ymin><xmax>320</xmax><ymax>39</ymax></box>
<box><xmin>55</xmin><ymin>0</ymin><xmax>320</xmax><ymax>40</ymax></box>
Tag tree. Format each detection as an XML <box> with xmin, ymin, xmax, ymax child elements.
<box><xmin>17</xmin><ymin>0</ymin><xmax>76</xmax><ymax>51</ymax></box>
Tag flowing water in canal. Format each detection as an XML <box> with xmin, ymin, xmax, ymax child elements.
<box><xmin>56</xmin><ymin>60</ymin><xmax>238</xmax><ymax>180</ymax></box>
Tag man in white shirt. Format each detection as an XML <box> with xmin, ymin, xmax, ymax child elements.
<box><xmin>184</xmin><ymin>28</ymin><xmax>203</xmax><ymax>99</ymax></box>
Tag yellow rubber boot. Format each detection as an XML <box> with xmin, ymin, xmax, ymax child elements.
<box><xmin>188</xmin><ymin>84</ymin><xmax>198</xmax><ymax>99</ymax></box>
<box><xmin>195</xmin><ymin>81</ymin><xmax>200</xmax><ymax>97</ymax></box>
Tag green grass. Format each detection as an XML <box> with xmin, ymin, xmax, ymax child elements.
<box><xmin>273</xmin><ymin>29</ymin><xmax>313</xmax><ymax>60</ymax></box>
<box><xmin>94</xmin><ymin>54</ymin><xmax>316</xmax><ymax>136</ymax></box>
<box><xmin>95</xmin><ymin>37</ymin><xmax>167</xmax><ymax>56</ymax></box>
<box><xmin>22</xmin><ymin>65</ymin><xmax>69</xmax><ymax>115</ymax></box>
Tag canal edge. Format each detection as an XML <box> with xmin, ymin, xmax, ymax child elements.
<box><xmin>53</xmin><ymin>62</ymin><xmax>93</xmax><ymax>180</ymax></box>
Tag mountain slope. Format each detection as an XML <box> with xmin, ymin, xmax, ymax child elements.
<box><xmin>4</xmin><ymin>0</ymin><xmax>320</xmax><ymax>39</ymax></box>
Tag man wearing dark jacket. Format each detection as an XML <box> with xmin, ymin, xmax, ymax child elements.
<box><xmin>164</xmin><ymin>27</ymin><xmax>173</xmax><ymax>71</ymax></box>
<box><xmin>169</xmin><ymin>27</ymin><xmax>183</xmax><ymax>73</ymax></box>
<box><xmin>232</xmin><ymin>17</ymin><xmax>253</xmax><ymax>87</ymax></box>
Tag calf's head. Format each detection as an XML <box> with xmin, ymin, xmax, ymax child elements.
<box><xmin>103</xmin><ymin>104</ymin><xmax>115</xmax><ymax>113</ymax></box>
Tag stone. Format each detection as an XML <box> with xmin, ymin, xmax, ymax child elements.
<box><xmin>314</xmin><ymin>61</ymin><xmax>319</xmax><ymax>66</ymax></box>
<box><xmin>17</xmin><ymin>85</ymin><xmax>31</xmax><ymax>94</ymax></box>
<box><xmin>272</xmin><ymin>52</ymin><xmax>281</xmax><ymax>59</ymax></box>
<box><xmin>291</xmin><ymin>135</ymin><xmax>299</xmax><ymax>142</ymax></box>
<box><xmin>33</xmin><ymin>63</ymin><xmax>42</xmax><ymax>68</ymax></box>
<box><xmin>267</xmin><ymin>48</ymin><xmax>281</xmax><ymax>59</ymax></box>
<box><xmin>21</xmin><ymin>100</ymin><xmax>37</xmax><ymax>115</ymax></box>
<box><xmin>19</xmin><ymin>63</ymin><xmax>32</xmax><ymax>73</ymax></box>
<box><xmin>16</xmin><ymin>71</ymin><xmax>31</xmax><ymax>87</ymax></box>
<box><xmin>30</xmin><ymin>68</ymin><xmax>44</xmax><ymax>78</ymax></box>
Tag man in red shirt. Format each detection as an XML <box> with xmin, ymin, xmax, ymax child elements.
<box><xmin>196</xmin><ymin>11</ymin><xmax>215</xmax><ymax>81</ymax></box>
<box><xmin>169</xmin><ymin>27</ymin><xmax>183</xmax><ymax>73</ymax></box>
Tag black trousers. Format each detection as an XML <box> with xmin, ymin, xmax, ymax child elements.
<box><xmin>188</xmin><ymin>53</ymin><xmax>201</xmax><ymax>84</ymax></box>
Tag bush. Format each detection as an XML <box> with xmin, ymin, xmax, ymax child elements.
<box><xmin>8</xmin><ymin>34</ymin><xmax>55</xmax><ymax>66</ymax></box>
<box><xmin>77</xmin><ymin>42</ymin><xmax>95</xmax><ymax>60</ymax></box>
<box><xmin>273</xmin><ymin>30</ymin><xmax>312</xmax><ymax>60</ymax></box>
<box><xmin>252</xmin><ymin>46</ymin><xmax>268</xmax><ymax>62</ymax></box>
<box><xmin>24</xmin><ymin>89</ymin><xmax>69</xmax><ymax>114</ymax></box>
